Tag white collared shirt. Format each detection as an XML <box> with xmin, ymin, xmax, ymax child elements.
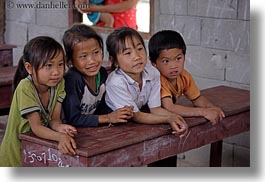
<box><xmin>105</xmin><ymin>63</ymin><xmax>161</xmax><ymax>112</ymax></box>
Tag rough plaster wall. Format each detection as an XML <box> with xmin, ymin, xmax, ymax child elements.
<box><xmin>0</xmin><ymin>0</ymin><xmax>4</xmax><ymax>44</ymax></box>
<box><xmin>5</xmin><ymin>0</ymin><xmax>69</xmax><ymax>65</ymax></box>
<box><xmin>5</xmin><ymin>0</ymin><xmax>250</xmax><ymax>90</ymax></box>
<box><xmin>155</xmin><ymin>0</ymin><xmax>250</xmax><ymax>90</ymax></box>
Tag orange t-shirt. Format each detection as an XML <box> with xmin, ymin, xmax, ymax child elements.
<box><xmin>97</xmin><ymin>0</ymin><xmax>137</xmax><ymax>29</ymax></box>
<box><xmin>160</xmin><ymin>69</ymin><xmax>200</xmax><ymax>102</ymax></box>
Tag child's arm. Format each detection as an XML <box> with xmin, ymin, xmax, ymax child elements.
<box><xmin>100</xmin><ymin>12</ymin><xmax>114</xmax><ymax>28</ymax></box>
<box><xmin>27</xmin><ymin>112</ymin><xmax>77</xmax><ymax>155</ymax></box>
<box><xmin>162</xmin><ymin>96</ymin><xmax>225</xmax><ymax>125</ymax></box>
<box><xmin>50</xmin><ymin>102</ymin><xmax>77</xmax><ymax>137</ymax></box>
<box><xmin>192</xmin><ymin>95</ymin><xmax>215</xmax><ymax>108</ymax></box>
<box><xmin>192</xmin><ymin>95</ymin><xmax>225</xmax><ymax>124</ymax></box>
<box><xmin>76</xmin><ymin>0</ymin><xmax>138</xmax><ymax>14</ymax></box>
<box><xmin>133</xmin><ymin>107</ymin><xmax>188</xmax><ymax>137</ymax></box>
<box><xmin>27</xmin><ymin>101</ymin><xmax>77</xmax><ymax>155</ymax></box>
<box><xmin>98</xmin><ymin>105</ymin><xmax>134</xmax><ymax>125</ymax></box>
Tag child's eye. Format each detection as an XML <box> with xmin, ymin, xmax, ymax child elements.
<box><xmin>45</xmin><ymin>63</ymin><xmax>53</xmax><ymax>68</ymax></box>
<box><xmin>79</xmin><ymin>54</ymin><xmax>87</xmax><ymax>59</ymax></box>
<box><xmin>137</xmin><ymin>46</ymin><xmax>144</xmax><ymax>51</ymax></box>
<box><xmin>124</xmin><ymin>51</ymin><xmax>131</xmax><ymax>55</ymax></box>
<box><xmin>58</xmin><ymin>62</ymin><xmax>64</xmax><ymax>67</ymax></box>
<box><xmin>176</xmin><ymin>56</ymin><xmax>182</xmax><ymax>61</ymax></box>
<box><xmin>162</xmin><ymin>59</ymin><xmax>169</xmax><ymax>64</ymax></box>
<box><xmin>93</xmin><ymin>50</ymin><xmax>100</xmax><ymax>56</ymax></box>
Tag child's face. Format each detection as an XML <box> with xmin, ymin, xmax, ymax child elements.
<box><xmin>154</xmin><ymin>48</ymin><xmax>185</xmax><ymax>81</ymax></box>
<box><xmin>116</xmin><ymin>36</ymin><xmax>147</xmax><ymax>79</ymax></box>
<box><xmin>33</xmin><ymin>51</ymin><xmax>65</xmax><ymax>88</ymax></box>
<box><xmin>72</xmin><ymin>39</ymin><xmax>103</xmax><ymax>77</ymax></box>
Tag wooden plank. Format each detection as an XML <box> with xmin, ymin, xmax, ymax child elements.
<box><xmin>0</xmin><ymin>66</ymin><xmax>17</xmax><ymax>85</ymax></box>
<box><xmin>0</xmin><ymin>85</ymin><xmax>13</xmax><ymax>109</ymax></box>
<box><xmin>20</xmin><ymin>86</ymin><xmax>250</xmax><ymax>156</ymax></box>
<box><xmin>210</xmin><ymin>140</ymin><xmax>223</xmax><ymax>167</ymax></box>
<box><xmin>0</xmin><ymin>66</ymin><xmax>16</xmax><ymax>110</ymax></box>
<box><xmin>82</xmin><ymin>111</ymin><xmax>249</xmax><ymax>167</ymax></box>
<box><xmin>20</xmin><ymin>122</ymin><xmax>172</xmax><ymax>157</ymax></box>
<box><xmin>20</xmin><ymin>110</ymin><xmax>250</xmax><ymax>167</ymax></box>
<box><xmin>176</xmin><ymin>86</ymin><xmax>250</xmax><ymax>118</ymax></box>
<box><xmin>21</xmin><ymin>140</ymin><xmax>88</xmax><ymax>167</ymax></box>
<box><xmin>0</xmin><ymin>45</ymin><xmax>16</xmax><ymax>67</ymax></box>
<box><xmin>19</xmin><ymin>86</ymin><xmax>250</xmax><ymax>167</ymax></box>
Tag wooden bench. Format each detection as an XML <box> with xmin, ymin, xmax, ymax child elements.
<box><xmin>0</xmin><ymin>44</ymin><xmax>16</xmax><ymax>67</ymax></box>
<box><xmin>19</xmin><ymin>86</ymin><xmax>249</xmax><ymax>167</ymax></box>
<box><xmin>0</xmin><ymin>44</ymin><xmax>16</xmax><ymax>115</ymax></box>
<box><xmin>0</xmin><ymin>66</ymin><xmax>17</xmax><ymax>113</ymax></box>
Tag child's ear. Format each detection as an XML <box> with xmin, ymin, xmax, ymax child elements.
<box><xmin>24</xmin><ymin>62</ymin><xmax>33</xmax><ymax>75</ymax></box>
<box><xmin>151</xmin><ymin>61</ymin><xmax>157</xmax><ymax>67</ymax></box>
<box><xmin>109</xmin><ymin>56</ymin><xmax>113</xmax><ymax>64</ymax></box>
<box><xmin>109</xmin><ymin>56</ymin><xmax>118</xmax><ymax>67</ymax></box>
<box><xmin>67</xmin><ymin>59</ymin><xmax>73</xmax><ymax>68</ymax></box>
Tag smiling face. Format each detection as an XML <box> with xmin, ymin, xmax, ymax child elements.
<box><xmin>116</xmin><ymin>36</ymin><xmax>147</xmax><ymax>80</ymax></box>
<box><xmin>154</xmin><ymin>48</ymin><xmax>185</xmax><ymax>82</ymax></box>
<box><xmin>72</xmin><ymin>38</ymin><xmax>103</xmax><ymax>77</ymax></box>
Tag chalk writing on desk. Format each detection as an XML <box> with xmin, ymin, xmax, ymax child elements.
<box><xmin>23</xmin><ymin>148</ymin><xmax>80</xmax><ymax>167</ymax></box>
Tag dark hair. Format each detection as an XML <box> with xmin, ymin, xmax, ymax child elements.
<box><xmin>62</xmin><ymin>23</ymin><xmax>104</xmax><ymax>67</ymax></box>
<box><xmin>148</xmin><ymin>30</ymin><xmax>186</xmax><ymax>63</ymax></box>
<box><xmin>13</xmin><ymin>36</ymin><xmax>65</xmax><ymax>91</ymax></box>
<box><xmin>106</xmin><ymin>27</ymin><xmax>146</xmax><ymax>70</ymax></box>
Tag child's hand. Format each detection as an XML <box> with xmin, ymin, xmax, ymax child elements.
<box><xmin>56</xmin><ymin>124</ymin><xmax>77</xmax><ymax>137</ymax></box>
<box><xmin>58</xmin><ymin>133</ymin><xmax>77</xmax><ymax>155</ymax></box>
<box><xmin>108</xmin><ymin>105</ymin><xmax>134</xmax><ymax>124</ymax></box>
<box><xmin>204</xmin><ymin>107</ymin><xmax>225</xmax><ymax>125</ymax></box>
<box><xmin>167</xmin><ymin>114</ymin><xmax>188</xmax><ymax>137</ymax></box>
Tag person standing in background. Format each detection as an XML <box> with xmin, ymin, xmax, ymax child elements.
<box><xmin>75</xmin><ymin>0</ymin><xmax>138</xmax><ymax>29</ymax></box>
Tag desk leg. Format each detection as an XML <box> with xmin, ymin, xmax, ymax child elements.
<box><xmin>0</xmin><ymin>108</ymin><xmax>10</xmax><ymax>115</ymax></box>
<box><xmin>210</xmin><ymin>140</ymin><xmax>223</xmax><ymax>167</ymax></box>
<box><xmin>148</xmin><ymin>155</ymin><xmax>177</xmax><ymax>167</ymax></box>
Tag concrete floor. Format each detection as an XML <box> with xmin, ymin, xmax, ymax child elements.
<box><xmin>176</xmin><ymin>136</ymin><xmax>250</xmax><ymax>167</ymax></box>
<box><xmin>0</xmin><ymin>115</ymin><xmax>250</xmax><ymax>167</ymax></box>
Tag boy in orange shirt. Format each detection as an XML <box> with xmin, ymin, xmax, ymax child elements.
<box><xmin>149</xmin><ymin>30</ymin><xmax>225</xmax><ymax>125</ymax></box>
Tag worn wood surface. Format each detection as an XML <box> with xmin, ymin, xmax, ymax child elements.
<box><xmin>0</xmin><ymin>45</ymin><xmax>16</xmax><ymax>67</ymax></box>
<box><xmin>0</xmin><ymin>66</ymin><xmax>16</xmax><ymax>85</ymax></box>
<box><xmin>19</xmin><ymin>86</ymin><xmax>250</xmax><ymax>167</ymax></box>
<box><xmin>0</xmin><ymin>66</ymin><xmax>16</xmax><ymax>110</ymax></box>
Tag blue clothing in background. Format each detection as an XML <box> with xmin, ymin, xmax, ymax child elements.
<box><xmin>87</xmin><ymin>0</ymin><xmax>104</xmax><ymax>24</ymax></box>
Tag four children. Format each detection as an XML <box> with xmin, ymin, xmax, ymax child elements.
<box><xmin>0</xmin><ymin>24</ymin><xmax>225</xmax><ymax>166</ymax></box>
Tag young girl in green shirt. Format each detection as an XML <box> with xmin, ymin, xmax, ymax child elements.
<box><xmin>0</xmin><ymin>36</ymin><xmax>77</xmax><ymax>166</ymax></box>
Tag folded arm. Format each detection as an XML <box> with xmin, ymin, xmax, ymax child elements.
<box><xmin>75</xmin><ymin>0</ymin><xmax>139</xmax><ymax>14</ymax></box>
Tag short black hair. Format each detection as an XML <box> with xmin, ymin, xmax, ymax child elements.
<box><xmin>106</xmin><ymin>27</ymin><xmax>146</xmax><ymax>70</ymax></box>
<box><xmin>148</xmin><ymin>30</ymin><xmax>186</xmax><ymax>63</ymax></box>
<box><xmin>62</xmin><ymin>23</ymin><xmax>103</xmax><ymax>67</ymax></box>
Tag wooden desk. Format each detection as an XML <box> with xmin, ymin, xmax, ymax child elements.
<box><xmin>19</xmin><ymin>86</ymin><xmax>250</xmax><ymax>167</ymax></box>
<box><xmin>0</xmin><ymin>44</ymin><xmax>16</xmax><ymax>67</ymax></box>
<box><xmin>0</xmin><ymin>66</ymin><xmax>16</xmax><ymax>111</ymax></box>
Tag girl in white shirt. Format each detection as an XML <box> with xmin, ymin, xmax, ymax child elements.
<box><xmin>105</xmin><ymin>27</ymin><xmax>188</xmax><ymax>136</ymax></box>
